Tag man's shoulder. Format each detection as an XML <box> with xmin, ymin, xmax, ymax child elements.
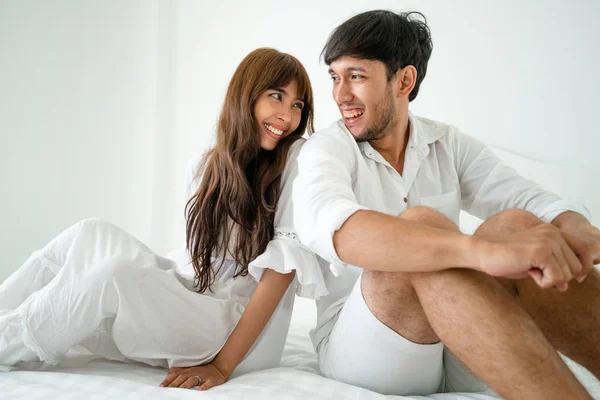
<box><xmin>298</xmin><ymin>120</ymin><xmax>360</xmax><ymax>169</ymax></box>
<box><xmin>289</xmin><ymin>136</ymin><xmax>306</xmax><ymax>152</ymax></box>
<box><xmin>305</xmin><ymin>120</ymin><xmax>357</xmax><ymax>148</ymax></box>
<box><xmin>412</xmin><ymin>114</ymin><xmax>461</xmax><ymax>144</ymax></box>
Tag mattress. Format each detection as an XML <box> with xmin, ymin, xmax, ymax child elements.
<box><xmin>1</xmin><ymin>297</ymin><xmax>599</xmax><ymax>400</ymax></box>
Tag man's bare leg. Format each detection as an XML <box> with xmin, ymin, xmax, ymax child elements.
<box><xmin>362</xmin><ymin>206</ymin><xmax>590</xmax><ymax>399</ymax></box>
<box><xmin>475</xmin><ymin>209</ymin><xmax>600</xmax><ymax>379</ymax></box>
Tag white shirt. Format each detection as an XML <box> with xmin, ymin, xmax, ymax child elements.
<box><xmin>292</xmin><ymin>114</ymin><xmax>591</xmax><ymax>351</ymax></box>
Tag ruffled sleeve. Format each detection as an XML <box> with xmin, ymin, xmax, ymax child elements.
<box><xmin>248</xmin><ymin>139</ymin><xmax>328</xmax><ymax>299</ymax></box>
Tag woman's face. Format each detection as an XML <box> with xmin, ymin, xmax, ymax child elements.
<box><xmin>254</xmin><ymin>80</ymin><xmax>305</xmax><ymax>151</ymax></box>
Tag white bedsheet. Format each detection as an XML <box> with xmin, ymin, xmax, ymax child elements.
<box><xmin>1</xmin><ymin>297</ymin><xmax>599</xmax><ymax>400</ymax></box>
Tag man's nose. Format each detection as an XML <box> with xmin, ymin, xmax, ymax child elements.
<box><xmin>333</xmin><ymin>81</ymin><xmax>353</xmax><ymax>105</ymax></box>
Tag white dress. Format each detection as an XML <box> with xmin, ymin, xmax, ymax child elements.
<box><xmin>0</xmin><ymin>139</ymin><xmax>326</xmax><ymax>376</ymax></box>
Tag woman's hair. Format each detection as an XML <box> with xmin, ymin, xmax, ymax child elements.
<box><xmin>186</xmin><ymin>48</ymin><xmax>314</xmax><ymax>293</ymax></box>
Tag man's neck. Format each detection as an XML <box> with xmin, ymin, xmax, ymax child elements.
<box><xmin>368</xmin><ymin>114</ymin><xmax>410</xmax><ymax>175</ymax></box>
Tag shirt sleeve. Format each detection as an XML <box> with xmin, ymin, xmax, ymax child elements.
<box><xmin>248</xmin><ymin>139</ymin><xmax>329</xmax><ymax>299</ymax></box>
<box><xmin>454</xmin><ymin>131</ymin><xmax>591</xmax><ymax>223</ymax></box>
<box><xmin>291</xmin><ymin>128</ymin><xmax>370</xmax><ymax>275</ymax></box>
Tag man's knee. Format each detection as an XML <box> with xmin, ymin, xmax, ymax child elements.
<box><xmin>475</xmin><ymin>209</ymin><xmax>542</xmax><ymax>236</ymax></box>
<box><xmin>398</xmin><ymin>206</ymin><xmax>459</xmax><ymax>233</ymax></box>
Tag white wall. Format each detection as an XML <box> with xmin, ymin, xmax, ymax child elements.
<box><xmin>0</xmin><ymin>0</ymin><xmax>175</xmax><ymax>282</ymax></box>
<box><xmin>1</xmin><ymin>0</ymin><xmax>599</xmax><ymax>282</ymax></box>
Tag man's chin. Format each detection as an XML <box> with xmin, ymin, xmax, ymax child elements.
<box><xmin>350</xmin><ymin>129</ymin><xmax>370</xmax><ymax>143</ymax></box>
<box><xmin>344</xmin><ymin>125</ymin><xmax>365</xmax><ymax>140</ymax></box>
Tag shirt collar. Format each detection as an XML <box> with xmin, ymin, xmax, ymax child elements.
<box><xmin>407</xmin><ymin>111</ymin><xmax>446</xmax><ymax>147</ymax></box>
<box><xmin>352</xmin><ymin>112</ymin><xmax>446</xmax><ymax>160</ymax></box>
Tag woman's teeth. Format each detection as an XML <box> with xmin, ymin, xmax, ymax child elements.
<box><xmin>264</xmin><ymin>124</ymin><xmax>284</xmax><ymax>136</ymax></box>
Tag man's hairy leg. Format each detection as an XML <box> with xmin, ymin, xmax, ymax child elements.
<box><xmin>366</xmin><ymin>207</ymin><xmax>590</xmax><ymax>398</ymax></box>
<box><xmin>477</xmin><ymin>209</ymin><xmax>600</xmax><ymax>380</ymax></box>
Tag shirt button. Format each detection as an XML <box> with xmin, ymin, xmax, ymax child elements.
<box><xmin>403</xmin><ymin>197</ymin><xmax>408</xmax><ymax>203</ymax></box>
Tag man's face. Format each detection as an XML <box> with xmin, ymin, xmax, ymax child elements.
<box><xmin>329</xmin><ymin>56</ymin><xmax>397</xmax><ymax>142</ymax></box>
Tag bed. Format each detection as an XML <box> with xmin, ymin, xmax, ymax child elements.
<box><xmin>2</xmin><ymin>146</ymin><xmax>599</xmax><ymax>399</ymax></box>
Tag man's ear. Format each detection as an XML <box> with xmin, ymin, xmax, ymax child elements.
<box><xmin>394</xmin><ymin>65</ymin><xmax>417</xmax><ymax>99</ymax></box>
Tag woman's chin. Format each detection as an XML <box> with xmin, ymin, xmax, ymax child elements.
<box><xmin>259</xmin><ymin>141</ymin><xmax>277</xmax><ymax>151</ymax></box>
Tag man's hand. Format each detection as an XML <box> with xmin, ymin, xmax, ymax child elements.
<box><xmin>477</xmin><ymin>224</ymin><xmax>592</xmax><ymax>291</ymax></box>
<box><xmin>552</xmin><ymin>211</ymin><xmax>600</xmax><ymax>282</ymax></box>
<box><xmin>159</xmin><ymin>363</ymin><xmax>228</xmax><ymax>391</ymax></box>
<box><xmin>563</xmin><ymin>225</ymin><xmax>600</xmax><ymax>280</ymax></box>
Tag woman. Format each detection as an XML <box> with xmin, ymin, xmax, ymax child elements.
<box><xmin>0</xmin><ymin>48</ymin><xmax>326</xmax><ymax>391</ymax></box>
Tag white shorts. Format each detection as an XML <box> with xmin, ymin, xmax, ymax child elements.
<box><xmin>318</xmin><ymin>277</ymin><xmax>495</xmax><ymax>396</ymax></box>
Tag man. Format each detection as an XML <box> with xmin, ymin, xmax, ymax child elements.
<box><xmin>292</xmin><ymin>10</ymin><xmax>600</xmax><ymax>398</ymax></box>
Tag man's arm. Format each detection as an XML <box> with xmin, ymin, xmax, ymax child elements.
<box><xmin>334</xmin><ymin>208</ymin><xmax>590</xmax><ymax>289</ymax></box>
<box><xmin>333</xmin><ymin>209</ymin><xmax>481</xmax><ymax>272</ymax></box>
<box><xmin>553</xmin><ymin>211</ymin><xmax>593</xmax><ymax>232</ymax></box>
<box><xmin>293</xmin><ymin>128</ymin><xmax>587</xmax><ymax>288</ymax></box>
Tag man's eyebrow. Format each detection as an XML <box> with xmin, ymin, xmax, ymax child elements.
<box><xmin>328</xmin><ymin>66</ymin><xmax>367</xmax><ymax>74</ymax></box>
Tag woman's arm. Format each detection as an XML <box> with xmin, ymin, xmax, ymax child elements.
<box><xmin>160</xmin><ymin>268</ymin><xmax>296</xmax><ymax>390</ymax></box>
<box><xmin>211</xmin><ymin>268</ymin><xmax>295</xmax><ymax>378</ymax></box>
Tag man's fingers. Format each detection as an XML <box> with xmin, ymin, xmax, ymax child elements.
<box><xmin>562</xmin><ymin>239</ymin><xmax>584</xmax><ymax>279</ymax></box>
<box><xmin>528</xmin><ymin>268</ymin><xmax>544</xmax><ymax>287</ymax></box>
<box><xmin>530</xmin><ymin>264</ymin><xmax>566</xmax><ymax>291</ymax></box>
<box><xmin>536</xmin><ymin>256</ymin><xmax>564</xmax><ymax>289</ymax></box>
<box><xmin>552</xmin><ymin>241</ymin><xmax>571</xmax><ymax>284</ymax></box>
<box><xmin>554</xmin><ymin>282</ymin><xmax>569</xmax><ymax>292</ymax></box>
<box><xmin>564</xmin><ymin>232</ymin><xmax>595</xmax><ymax>277</ymax></box>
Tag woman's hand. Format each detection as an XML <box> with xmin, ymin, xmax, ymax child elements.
<box><xmin>159</xmin><ymin>363</ymin><xmax>228</xmax><ymax>390</ymax></box>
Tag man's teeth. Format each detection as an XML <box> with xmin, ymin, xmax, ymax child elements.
<box><xmin>265</xmin><ymin>124</ymin><xmax>284</xmax><ymax>136</ymax></box>
<box><xmin>343</xmin><ymin>110</ymin><xmax>364</xmax><ymax>118</ymax></box>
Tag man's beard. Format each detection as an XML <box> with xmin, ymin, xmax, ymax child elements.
<box><xmin>355</xmin><ymin>86</ymin><xmax>397</xmax><ymax>143</ymax></box>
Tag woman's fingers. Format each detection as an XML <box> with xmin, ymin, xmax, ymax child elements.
<box><xmin>159</xmin><ymin>372</ymin><xmax>178</xmax><ymax>387</ymax></box>
<box><xmin>167</xmin><ymin>374</ymin><xmax>189</xmax><ymax>388</ymax></box>
<box><xmin>181</xmin><ymin>376</ymin><xmax>201</xmax><ymax>389</ymax></box>
<box><xmin>198</xmin><ymin>379</ymin><xmax>214</xmax><ymax>391</ymax></box>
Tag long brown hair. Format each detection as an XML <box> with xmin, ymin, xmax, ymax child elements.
<box><xmin>185</xmin><ymin>48</ymin><xmax>314</xmax><ymax>293</ymax></box>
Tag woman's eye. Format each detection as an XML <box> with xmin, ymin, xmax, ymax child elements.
<box><xmin>269</xmin><ymin>93</ymin><xmax>282</xmax><ymax>101</ymax></box>
<box><xmin>293</xmin><ymin>102</ymin><xmax>304</xmax><ymax>109</ymax></box>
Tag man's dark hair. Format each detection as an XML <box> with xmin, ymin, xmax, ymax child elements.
<box><xmin>321</xmin><ymin>10</ymin><xmax>433</xmax><ymax>102</ymax></box>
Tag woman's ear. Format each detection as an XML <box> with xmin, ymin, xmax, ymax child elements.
<box><xmin>394</xmin><ymin>65</ymin><xmax>417</xmax><ymax>99</ymax></box>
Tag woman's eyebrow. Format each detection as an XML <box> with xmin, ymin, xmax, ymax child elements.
<box><xmin>273</xmin><ymin>87</ymin><xmax>304</xmax><ymax>102</ymax></box>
